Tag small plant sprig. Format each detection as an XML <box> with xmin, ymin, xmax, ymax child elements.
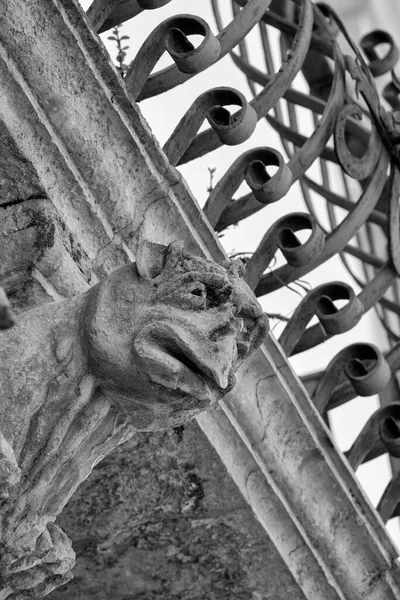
<box><xmin>107</xmin><ymin>25</ymin><xmax>130</xmax><ymax>77</ymax></box>
<box><xmin>206</xmin><ymin>167</ymin><xmax>216</xmax><ymax>193</ymax></box>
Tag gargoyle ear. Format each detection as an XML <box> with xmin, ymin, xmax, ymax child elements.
<box><xmin>136</xmin><ymin>240</ymin><xmax>169</xmax><ymax>279</ymax></box>
<box><xmin>221</xmin><ymin>258</ymin><xmax>246</xmax><ymax>279</ymax></box>
<box><xmin>165</xmin><ymin>240</ymin><xmax>185</xmax><ymax>267</ymax></box>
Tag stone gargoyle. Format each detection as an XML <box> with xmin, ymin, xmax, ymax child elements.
<box><xmin>0</xmin><ymin>240</ymin><xmax>268</xmax><ymax>599</ymax></box>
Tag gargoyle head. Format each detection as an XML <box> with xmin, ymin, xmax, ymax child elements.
<box><xmin>81</xmin><ymin>240</ymin><xmax>268</xmax><ymax>430</ymax></box>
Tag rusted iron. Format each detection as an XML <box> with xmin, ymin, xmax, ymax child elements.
<box><xmin>203</xmin><ymin>147</ymin><xmax>290</xmax><ymax>229</ymax></box>
<box><xmin>97</xmin><ymin>0</ymin><xmax>173</xmax><ymax>33</ymax></box>
<box><xmin>86</xmin><ymin>0</ymin><xmax>122</xmax><ymax>31</ymax></box>
<box><xmin>244</xmin><ymin>213</ymin><xmax>324</xmax><ymax>291</ymax></box>
<box><xmin>383</xmin><ymin>71</ymin><xmax>400</xmax><ymax>111</ymax></box>
<box><xmin>290</xmin><ymin>262</ymin><xmax>397</xmax><ymax>355</ymax></box>
<box><xmin>359</xmin><ymin>30</ymin><xmax>399</xmax><ymax>78</ymax></box>
<box><xmin>138</xmin><ymin>0</ymin><xmax>273</xmax><ymax>101</ymax></box>
<box><xmin>378</xmin><ymin>468</ymin><xmax>400</xmax><ymax>524</ymax></box>
<box><xmin>125</xmin><ymin>15</ymin><xmax>221</xmax><ymax>100</ymax></box>
<box><xmin>244</xmin><ymin>149</ymin><xmax>293</xmax><ymax>204</ymax></box>
<box><xmin>334</xmin><ymin>104</ymin><xmax>382</xmax><ymax>180</ymax></box>
<box><xmin>255</xmin><ymin>150</ymin><xmax>389</xmax><ymax>297</ymax></box>
<box><xmin>312</xmin><ymin>344</ymin><xmax>391</xmax><ymax>414</ymax></box>
<box><xmin>380</xmin><ymin>412</ymin><xmax>400</xmax><ymax>459</ymax></box>
<box><xmin>278</xmin><ymin>282</ymin><xmax>364</xmax><ymax>356</ymax></box>
<box><xmin>163</xmin><ymin>88</ymin><xmax>257</xmax><ymax>167</ymax></box>
<box><xmin>346</xmin><ymin>404</ymin><xmax>400</xmax><ymax>471</ymax></box>
<box><xmin>178</xmin><ymin>0</ymin><xmax>313</xmax><ymax>165</ymax></box>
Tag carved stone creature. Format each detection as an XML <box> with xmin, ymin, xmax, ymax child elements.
<box><xmin>0</xmin><ymin>240</ymin><xmax>268</xmax><ymax>599</ymax></box>
<box><xmin>83</xmin><ymin>240</ymin><xmax>268</xmax><ymax>430</ymax></box>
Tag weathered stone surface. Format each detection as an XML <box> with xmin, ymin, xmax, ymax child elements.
<box><xmin>0</xmin><ymin>123</ymin><xmax>43</xmax><ymax>207</ymax></box>
<box><xmin>0</xmin><ymin>287</ymin><xmax>15</xmax><ymax>330</ymax></box>
<box><xmin>47</xmin><ymin>423</ymin><xmax>302</xmax><ymax>600</ymax></box>
<box><xmin>1</xmin><ymin>198</ymin><xmax>93</xmax><ymax>313</ymax></box>
<box><xmin>0</xmin><ymin>240</ymin><xmax>267</xmax><ymax>598</ymax></box>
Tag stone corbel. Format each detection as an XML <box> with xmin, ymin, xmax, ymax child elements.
<box><xmin>0</xmin><ymin>240</ymin><xmax>268</xmax><ymax>599</ymax></box>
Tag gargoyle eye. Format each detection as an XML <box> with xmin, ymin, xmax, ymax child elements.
<box><xmin>187</xmin><ymin>283</ymin><xmax>208</xmax><ymax>308</ymax></box>
<box><xmin>191</xmin><ymin>287</ymin><xmax>205</xmax><ymax>297</ymax></box>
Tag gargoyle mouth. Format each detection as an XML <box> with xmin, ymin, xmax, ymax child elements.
<box><xmin>134</xmin><ymin>325</ymin><xmax>238</xmax><ymax>403</ymax></box>
<box><xmin>236</xmin><ymin>339</ymin><xmax>251</xmax><ymax>360</ymax></box>
<box><xmin>169</xmin><ymin>348</ymin><xmax>218</xmax><ymax>387</ymax></box>
<box><xmin>168</xmin><ymin>346</ymin><xmax>238</xmax><ymax>394</ymax></box>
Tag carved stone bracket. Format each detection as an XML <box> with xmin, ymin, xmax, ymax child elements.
<box><xmin>0</xmin><ymin>240</ymin><xmax>267</xmax><ymax>598</ymax></box>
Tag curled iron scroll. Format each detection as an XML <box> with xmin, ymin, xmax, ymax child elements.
<box><xmin>139</xmin><ymin>0</ymin><xmax>274</xmax><ymax>100</ymax></box>
<box><xmin>125</xmin><ymin>15</ymin><xmax>221</xmax><ymax>100</ymax></box>
<box><xmin>312</xmin><ymin>343</ymin><xmax>391</xmax><ymax>414</ymax></box>
<box><xmin>360</xmin><ymin>30</ymin><xmax>399</xmax><ymax>78</ymax></box>
<box><xmin>244</xmin><ymin>148</ymin><xmax>292</xmax><ymax>204</ymax></box>
<box><xmin>166</xmin><ymin>20</ymin><xmax>220</xmax><ymax>74</ymax></box>
<box><xmin>278</xmin><ymin>281</ymin><xmax>364</xmax><ymax>357</ymax></box>
<box><xmin>383</xmin><ymin>70</ymin><xmax>400</xmax><ymax>111</ymax></box>
<box><xmin>203</xmin><ymin>147</ymin><xmax>290</xmax><ymax>229</ymax></box>
<box><xmin>323</xmin><ymin>343</ymin><xmax>399</xmax><ymax>413</ymax></box>
<box><xmin>346</xmin><ymin>404</ymin><xmax>400</xmax><ymax>472</ymax></box>
<box><xmin>244</xmin><ymin>213</ymin><xmax>324</xmax><ymax>291</ymax></box>
<box><xmin>290</xmin><ymin>260</ymin><xmax>397</xmax><ymax>356</ymax></box>
<box><xmin>255</xmin><ymin>149</ymin><xmax>389</xmax><ymax>298</ymax></box>
<box><xmin>361</xmin><ymin>405</ymin><xmax>400</xmax><ymax>523</ymax></box>
<box><xmin>380</xmin><ymin>412</ymin><xmax>400</xmax><ymax>458</ymax></box>
<box><xmin>163</xmin><ymin>88</ymin><xmax>257</xmax><ymax>167</ymax></box>
<box><xmin>178</xmin><ymin>0</ymin><xmax>313</xmax><ymax>165</ymax></box>
<box><xmin>334</xmin><ymin>104</ymin><xmax>382</xmax><ymax>180</ymax></box>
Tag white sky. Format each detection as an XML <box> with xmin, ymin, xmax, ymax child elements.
<box><xmin>79</xmin><ymin>0</ymin><xmax>400</xmax><ymax>547</ymax></box>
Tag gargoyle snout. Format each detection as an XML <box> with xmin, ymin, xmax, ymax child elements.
<box><xmin>209</xmin><ymin>316</ymin><xmax>243</xmax><ymax>341</ymax></box>
<box><xmin>235</xmin><ymin>311</ymin><xmax>269</xmax><ymax>362</ymax></box>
